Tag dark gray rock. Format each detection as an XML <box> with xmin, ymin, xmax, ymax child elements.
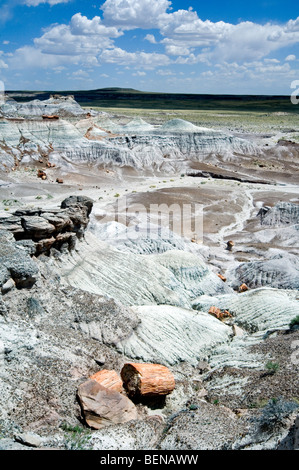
<box><xmin>61</xmin><ymin>196</ymin><xmax>94</xmax><ymax>237</ymax></box>
<box><xmin>61</xmin><ymin>195</ymin><xmax>93</xmax><ymax>216</ymax></box>
<box><xmin>21</xmin><ymin>216</ymin><xmax>56</xmax><ymax>240</ymax></box>
<box><xmin>0</xmin><ymin>216</ymin><xmax>24</xmax><ymax>236</ymax></box>
<box><xmin>40</xmin><ymin>212</ymin><xmax>72</xmax><ymax>231</ymax></box>
<box><xmin>0</xmin><ymin>196</ymin><xmax>94</xmax><ymax>257</ymax></box>
<box><xmin>0</xmin><ymin>230</ymin><xmax>39</xmax><ymax>288</ymax></box>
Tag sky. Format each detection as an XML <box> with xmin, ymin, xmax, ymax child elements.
<box><xmin>0</xmin><ymin>0</ymin><xmax>298</xmax><ymax>94</ymax></box>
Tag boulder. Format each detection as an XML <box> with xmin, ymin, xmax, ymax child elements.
<box><xmin>77</xmin><ymin>380</ymin><xmax>138</xmax><ymax>430</ymax></box>
<box><xmin>14</xmin><ymin>432</ymin><xmax>43</xmax><ymax>448</ymax></box>
<box><xmin>61</xmin><ymin>195</ymin><xmax>93</xmax><ymax>216</ymax></box>
<box><xmin>61</xmin><ymin>196</ymin><xmax>93</xmax><ymax>238</ymax></box>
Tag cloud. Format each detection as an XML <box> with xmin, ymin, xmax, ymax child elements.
<box><xmin>101</xmin><ymin>0</ymin><xmax>171</xmax><ymax>29</ymax></box>
<box><xmin>72</xmin><ymin>69</ymin><xmax>90</xmax><ymax>78</ymax></box>
<box><xmin>285</xmin><ymin>54</ymin><xmax>296</xmax><ymax>61</ymax></box>
<box><xmin>209</xmin><ymin>20</ymin><xmax>299</xmax><ymax>62</ymax></box>
<box><xmin>156</xmin><ymin>69</ymin><xmax>174</xmax><ymax>76</ymax></box>
<box><xmin>0</xmin><ymin>59</ymin><xmax>8</xmax><ymax>69</ymax></box>
<box><xmin>8</xmin><ymin>45</ymin><xmax>75</xmax><ymax>69</ymax></box>
<box><xmin>144</xmin><ymin>34</ymin><xmax>157</xmax><ymax>44</ymax></box>
<box><xmin>4</xmin><ymin>0</ymin><xmax>299</xmax><ymax>94</ymax></box>
<box><xmin>100</xmin><ymin>47</ymin><xmax>171</xmax><ymax>68</ymax></box>
<box><xmin>155</xmin><ymin>9</ymin><xmax>299</xmax><ymax>62</ymax></box>
<box><xmin>133</xmin><ymin>71</ymin><xmax>146</xmax><ymax>76</ymax></box>
<box><xmin>34</xmin><ymin>13</ymin><xmax>122</xmax><ymax>56</ymax></box>
<box><xmin>161</xmin><ymin>39</ymin><xmax>191</xmax><ymax>56</ymax></box>
<box><xmin>24</xmin><ymin>0</ymin><xmax>71</xmax><ymax>5</ymax></box>
<box><xmin>0</xmin><ymin>0</ymin><xmax>71</xmax><ymax>24</ymax></box>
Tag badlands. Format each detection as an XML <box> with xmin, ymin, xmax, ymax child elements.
<box><xmin>0</xmin><ymin>94</ymin><xmax>298</xmax><ymax>450</ymax></box>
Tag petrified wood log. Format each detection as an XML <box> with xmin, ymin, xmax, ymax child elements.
<box><xmin>208</xmin><ymin>306</ymin><xmax>232</xmax><ymax>321</ymax></box>
<box><xmin>239</xmin><ymin>283</ymin><xmax>249</xmax><ymax>292</ymax></box>
<box><xmin>42</xmin><ymin>115</ymin><xmax>59</xmax><ymax>120</ymax></box>
<box><xmin>89</xmin><ymin>369</ymin><xmax>123</xmax><ymax>393</ymax></box>
<box><xmin>121</xmin><ymin>363</ymin><xmax>175</xmax><ymax>398</ymax></box>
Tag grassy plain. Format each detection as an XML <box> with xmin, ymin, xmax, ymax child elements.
<box><xmin>7</xmin><ymin>87</ymin><xmax>299</xmax><ymax>137</ymax></box>
<box><xmin>89</xmin><ymin>105</ymin><xmax>299</xmax><ymax>136</ymax></box>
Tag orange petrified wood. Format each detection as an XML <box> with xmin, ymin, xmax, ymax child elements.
<box><xmin>90</xmin><ymin>369</ymin><xmax>123</xmax><ymax>393</ymax></box>
<box><xmin>120</xmin><ymin>363</ymin><xmax>175</xmax><ymax>398</ymax></box>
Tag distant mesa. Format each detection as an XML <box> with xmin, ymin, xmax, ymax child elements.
<box><xmin>160</xmin><ymin>118</ymin><xmax>214</xmax><ymax>133</ymax></box>
<box><xmin>50</xmin><ymin>94</ymin><xmax>75</xmax><ymax>101</ymax></box>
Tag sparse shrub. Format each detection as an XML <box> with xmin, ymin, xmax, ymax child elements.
<box><xmin>61</xmin><ymin>422</ymin><xmax>92</xmax><ymax>451</ymax></box>
<box><xmin>265</xmin><ymin>361</ymin><xmax>280</xmax><ymax>375</ymax></box>
<box><xmin>254</xmin><ymin>397</ymin><xmax>299</xmax><ymax>432</ymax></box>
<box><xmin>114</xmin><ymin>193</ymin><xmax>120</xmax><ymax>197</ymax></box>
<box><xmin>2</xmin><ymin>199</ymin><xmax>20</xmax><ymax>207</ymax></box>
<box><xmin>189</xmin><ymin>404</ymin><xmax>199</xmax><ymax>411</ymax></box>
<box><xmin>290</xmin><ymin>315</ymin><xmax>299</xmax><ymax>329</ymax></box>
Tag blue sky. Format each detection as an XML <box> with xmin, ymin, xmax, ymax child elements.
<box><xmin>0</xmin><ymin>0</ymin><xmax>298</xmax><ymax>94</ymax></box>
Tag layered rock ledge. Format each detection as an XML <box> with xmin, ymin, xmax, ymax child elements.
<box><xmin>0</xmin><ymin>196</ymin><xmax>93</xmax><ymax>291</ymax></box>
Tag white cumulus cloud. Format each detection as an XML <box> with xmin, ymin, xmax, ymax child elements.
<box><xmin>24</xmin><ymin>0</ymin><xmax>71</xmax><ymax>6</ymax></box>
<box><xmin>285</xmin><ymin>54</ymin><xmax>296</xmax><ymax>61</ymax></box>
<box><xmin>101</xmin><ymin>0</ymin><xmax>171</xmax><ymax>29</ymax></box>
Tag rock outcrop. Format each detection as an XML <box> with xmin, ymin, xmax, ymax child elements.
<box><xmin>0</xmin><ymin>195</ymin><xmax>93</xmax><ymax>257</ymax></box>
<box><xmin>258</xmin><ymin>202</ymin><xmax>299</xmax><ymax>227</ymax></box>
<box><xmin>0</xmin><ymin>97</ymin><xmax>257</xmax><ymax>174</ymax></box>
<box><xmin>116</xmin><ymin>305</ymin><xmax>232</xmax><ymax>366</ymax></box>
<box><xmin>231</xmin><ymin>253</ymin><xmax>299</xmax><ymax>290</ymax></box>
<box><xmin>57</xmin><ymin>231</ymin><xmax>232</xmax><ymax>308</ymax></box>
<box><xmin>1</xmin><ymin>95</ymin><xmax>96</xmax><ymax>118</ymax></box>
